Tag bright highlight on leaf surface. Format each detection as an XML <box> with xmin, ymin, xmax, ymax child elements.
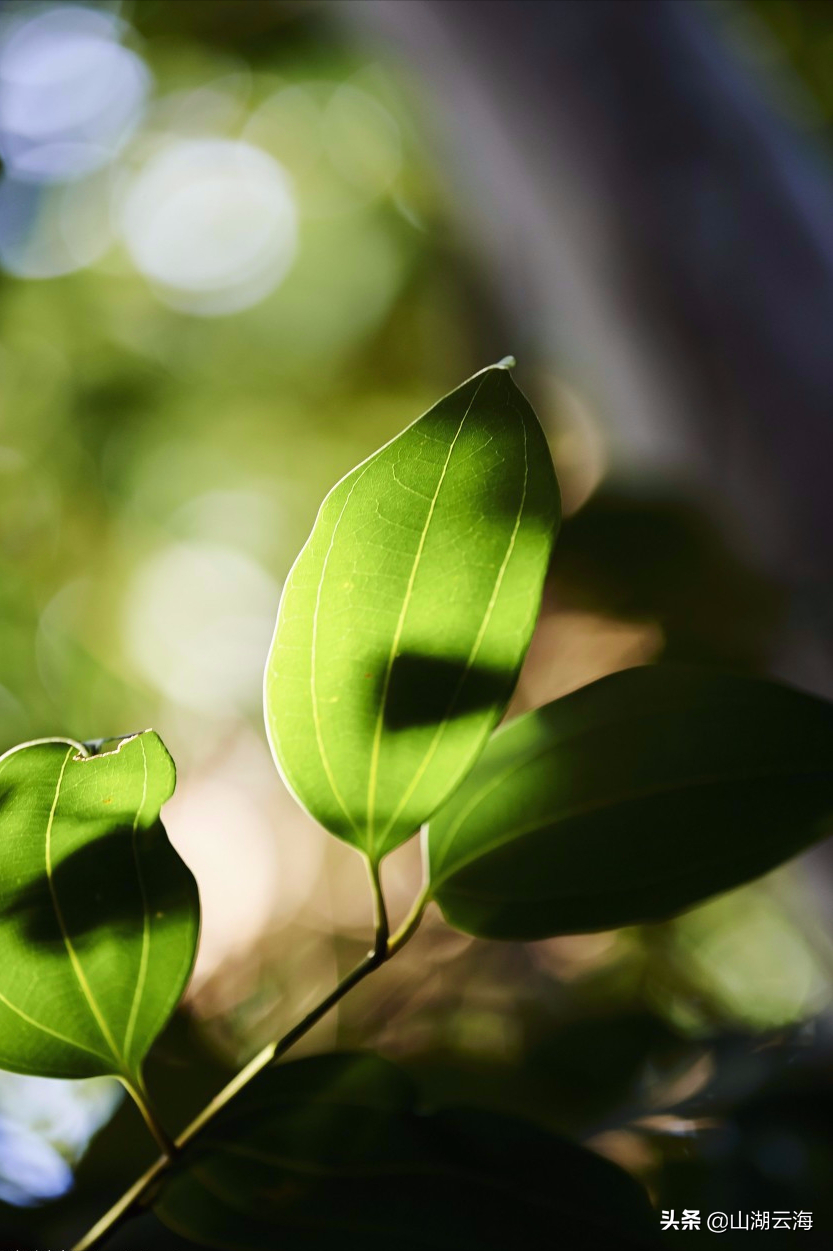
<box><xmin>427</xmin><ymin>666</ymin><xmax>833</xmax><ymax>940</ymax></box>
<box><xmin>0</xmin><ymin>732</ymin><xmax>199</xmax><ymax>1084</ymax></box>
<box><xmin>265</xmin><ymin>363</ymin><xmax>560</xmax><ymax>862</ymax></box>
<box><xmin>154</xmin><ymin>1052</ymin><xmax>656</xmax><ymax>1249</ymax></box>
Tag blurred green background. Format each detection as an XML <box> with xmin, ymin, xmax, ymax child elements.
<box><xmin>1</xmin><ymin>0</ymin><xmax>833</xmax><ymax>1246</ymax></box>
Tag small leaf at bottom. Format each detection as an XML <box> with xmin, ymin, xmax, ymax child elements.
<box><xmin>154</xmin><ymin>1052</ymin><xmax>656</xmax><ymax>1249</ymax></box>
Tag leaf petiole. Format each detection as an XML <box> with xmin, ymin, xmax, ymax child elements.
<box><xmin>122</xmin><ymin>1078</ymin><xmax>176</xmax><ymax>1161</ymax></box>
<box><xmin>365</xmin><ymin>854</ymin><xmax>390</xmax><ymax>958</ymax></box>
<box><xmin>72</xmin><ymin>875</ymin><xmax>429</xmax><ymax>1251</ymax></box>
<box><xmin>387</xmin><ymin>883</ymin><xmax>429</xmax><ymax>957</ymax></box>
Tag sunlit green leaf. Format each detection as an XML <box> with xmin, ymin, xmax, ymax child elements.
<box><xmin>155</xmin><ymin>1052</ymin><xmax>656</xmax><ymax>1249</ymax></box>
<box><xmin>0</xmin><ymin>732</ymin><xmax>199</xmax><ymax>1083</ymax></box>
<box><xmin>427</xmin><ymin>666</ymin><xmax>833</xmax><ymax>940</ymax></box>
<box><xmin>265</xmin><ymin>364</ymin><xmax>560</xmax><ymax>861</ymax></box>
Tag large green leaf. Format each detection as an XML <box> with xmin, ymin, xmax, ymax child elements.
<box><xmin>0</xmin><ymin>732</ymin><xmax>199</xmax><ymax>1083</ymax></box>
<box><xmin>427</xmin><ymin>666</ymin><xmax>833</xmax><ymax>940</ymax></box>
<box><xmin>265</xmin><ymin>364</ymin><xmax>560</xmax><ymax>861</ymax></box>
<box><xmin>155</xmin><ymin>1052</ymin><xmax>656</xmax><ymax>1249</ymax></box>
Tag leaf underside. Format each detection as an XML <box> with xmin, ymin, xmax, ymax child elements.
<box><xmin>427</xmin><ymin>665</ymin><xmax>833</xmax><ymax>940</ymax></box>
<box><xmin>0</xmin><ymin>732</ymin><xmax>199</xmax><ymax>1082</ymax></box>
<box><xmin>265</xmin><ymin>364</ymin><xmax>560</xmax><ymax>862</ymax></box>
<box><xmin>154</xmin><ymin>1052</ymin><xmax>657</xmax><ymax>1250</ymax></box>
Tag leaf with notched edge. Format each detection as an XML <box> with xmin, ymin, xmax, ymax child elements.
<box><xmin>264</xmin><ymin>363</ymin><xmax>560</xmax><ymax>863</ymax></box>
<box><xmin>427</xmin><ymin>666</ymin><xmax>833</xmax><ymax>941</ymax></box>
<box><xmin>0</xmin><ymin>732</ymin><xmax>199</xmax><ymax>1084</ymax></box>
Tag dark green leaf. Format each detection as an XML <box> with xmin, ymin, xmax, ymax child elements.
<box><xmin>264</xmin><ymin>364</ymin><xmax>560</xmax><ymax>862</ymax></box>
<box><xmin>427</xmin><ymin>666</ymin><xmax>833</xmax><ymax>940</ymax></box>
<box><xmin>155</xmin><ymin>1052</ymin><xmax>656</xmax><ymax>1249</ymax></box>
<box><xmin>0</xmin><ymin>733</ymin><xmax>199</xmax><ymax>1082</ymax></box>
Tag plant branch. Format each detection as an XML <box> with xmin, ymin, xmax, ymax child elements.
<box><xmin>73</xmin><ymin>879</ymin><xmax>429</xmax><ymax>1251</ymax></box>
<box><xmin>72</xmin><ymin>1153</ymin><xmax>168</xmax><ymax>1251</ymax></box>
<box><xmin>74</xmin><ymin>952</ymin><xmax>379</xmax><ymax>1251</ymax></box>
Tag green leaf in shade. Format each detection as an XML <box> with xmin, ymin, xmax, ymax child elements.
<box><xmin>264</xmin><ymin>363</ymin><xmax>560</xmax><ymax>862</ymax></box>
<box><xmin>427</xmin><ymin>666</ymin><xmax>833</xmax><ymax>940</ymax></box>
<box><xmin>0</xmin><ymin>732</ymin><xmax>199</xmax><ymax>1084</ymax></box>
<box><xmin>154</xmin><ymin>1052</ymin><xmax>657</xmax><ymax>1250</ymax></box>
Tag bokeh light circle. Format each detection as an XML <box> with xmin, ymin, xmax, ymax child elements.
<box><xmin>0</xmin><ymin>5</ymin><xmax>149</xmax><ymax>183</ymax></box>
<box><xmin>120</xmin><ymin>138</ymin><xmax>297</xmax><ymax>315</ymax></box>
<box><xmin>122</xmin><ymin>542</ymin><xmax>279</xmax><ymax>714</ymax></box>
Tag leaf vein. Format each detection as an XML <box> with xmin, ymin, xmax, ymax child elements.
<box><xmin>308</xmin><ymin>464</ymin><xmax>375</xmax><ymax>836</ymax></box>
<box><xmin>431</xmin><ymin>764</ymin><xmax>833</xmax><ymax>890</ymax></box>
<box><xmin>123</xmin><ymin>735</ymin><xmax>150</xmax><ymax>1064</ymax></box>
<box><xmin>381</xmin><ymin>413</ymin><xmax>531</xmax><ymax>843</ymax></box>
<box><xmin>0</xmin><ymin>987</ymin><xmax>111</xmax><ymax>1064</ymax></box>
<box><xmin>45</xmin><ymin>749</ymin><xmax>127</xmax><ymax>1073</ymax></box>
<box><xmin>366</xmin><ymin>376</ymin><xmax>488</xmax><ymax>854</ymax></box>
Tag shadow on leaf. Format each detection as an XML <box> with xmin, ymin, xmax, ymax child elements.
<box><xmin>7</xmin><ymin>824</ymin><xmax>179</xmax><ymax>948</ymax></box>
<box><xmin>379</xmin><ymin>651</ymin><xmax>512</xmax><ymax>732</ymax></box>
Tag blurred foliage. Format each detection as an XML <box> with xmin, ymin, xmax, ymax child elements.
<box><xmin>742</xmin><ymin>0</ymin><xmax>833</xmax><ymax>132</ymax></box>
<box><xmin>153</xmin><ymin>1053</ymin><xmax>657</xmax><ymax>1249</ymax></box>
<box><xmin>0</xmin><ymin>0</ymin><xmax>831</xmax><ymax>1247</ymax></box>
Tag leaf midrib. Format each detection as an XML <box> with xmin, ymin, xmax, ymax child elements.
<box><xmin>0</xmin><ymin>749</ymin><xmax>112</xmax><ymax>1067</ymax></box>
<box><xmin>45</xmin><ymin>748</ymin><xmax>128</xmax><ymax>1074</ymax></box>
<box><xmin>430</xmin><ymin>763</ymin><xmax>833</xmax><ymax>892</ymax></box>
<box><xmin>429</xmin><ymin>694</ymin><xmax>826</xmax><ymax>877</ymax></box>
<box><xmin>365</xmin><ymin>376</ymin><xmax>488</xmax><ymax>856</ymax></box>
<box><xmin>378</xmin><ymin>403</ymin><xmax>531</xmax><ymax>848</ymax></box>
<box><xmin>123</xmin><ymin>735</ymin><xmax>150</xmax><ymax>1062</ymax></box>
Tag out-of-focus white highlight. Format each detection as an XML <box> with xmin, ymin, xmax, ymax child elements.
<box><xmin>122</xmin><ymin>542</ymin><xmax>279</xmax><ymax>714</ymax></box>
<box><xmin>0</xmin><ymin>5</ymin><xmax>148</xmax><ymax>183</ymax></box>
<box><xmin>120</xmin><ymin>139</ymin><xmax>297</xmax><ymax>314</ymax></box>
<box><xmin>0</xmin><ymin>1072</ymin><xmax>121</xmax><ymax>1206</ymax></box>
<box><xmin>164</xmin><ymin>732</ymin><xmax>325</xmax><ymax>988</ymax></box>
